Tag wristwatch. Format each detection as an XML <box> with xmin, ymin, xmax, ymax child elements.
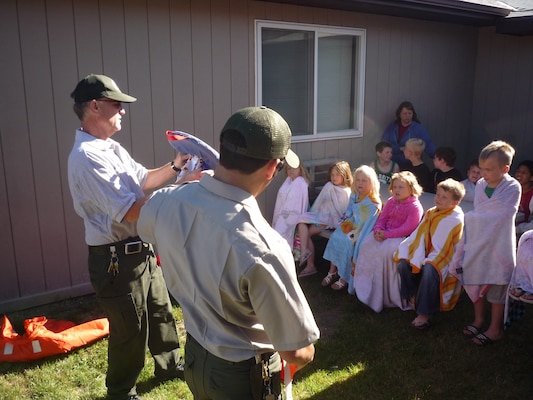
<box><xmin>170</xmin><ymin>160</ymin><xmax>181</xmax><ymax>173</ymax></box>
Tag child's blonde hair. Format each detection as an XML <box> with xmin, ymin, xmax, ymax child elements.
<box><xmin>330</xmin><ymin>161</ymin><xmax>353</xmax><ymax>188</ymax></box>
<box><xmin>353</xmin><ymin>165</ymin><xmax>381</xmax><ymax>205</ymax></box>
<box><xmin>479</xmin><ymin>140</ymin><xmax>515</xmax><ymax>167</ymax></box>
<box><xmin>437</xmin><ymin>178</ymin><xmax>466</xmax><ymax>201</ymax></box>
<box><xmin>285</xmin><ymin>162</ymin><xmax>311</xmax><ymax>184</ymax></box>
<box><xmin>389</xmin><ymin>171</ymin><xmax>423</xmax><ymax>197</ymax></box>
<box><xmin>405</xmin><ymin>138</ymin><xmax>425</xmax><ymax>157</ymax></box>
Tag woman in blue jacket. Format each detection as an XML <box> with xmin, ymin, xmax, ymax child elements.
<box><xmin>382</xmin><ymin>101</ymin><xmax>436</xmax><ymax>167</ymax></box>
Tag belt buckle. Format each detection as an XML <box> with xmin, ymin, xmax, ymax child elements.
<box><xmin>125</xmin><ymin>241</ymin><xmax>143</xmax><ymax>255</ymax></box>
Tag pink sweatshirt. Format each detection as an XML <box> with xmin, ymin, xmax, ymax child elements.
<box><xmin>373</xmin><ymin>195</ymin><xmax>423</xmax><ymax>239</ymax></box>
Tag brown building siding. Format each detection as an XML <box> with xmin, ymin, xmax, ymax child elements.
<box><xmin>0</xmin><ymin>0</ymin><xmax>531</xmax><ymax>312</ymax></box>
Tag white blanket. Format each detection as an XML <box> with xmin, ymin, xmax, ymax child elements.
<box><xmin>450</xmin><ymin>174</ymin><xmax>520</xmax><ymax>302</ymax></box>
<box><xmin>299</xmin><ymin>182</ymin><xmax>351</xmax><ymax>228</ymax></box>
<box><xmin>272</xmin><ymin>176</ymin><xmax>309</xmax><ymax>250</ymax></box>
<box><xmin>354</xmin><ymin>235</ymin><xmax>409</xmax><ymax>312</ymax></box>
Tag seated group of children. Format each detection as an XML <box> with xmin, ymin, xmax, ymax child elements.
<box><xmin>273</xmin><ymin>140</ymin><xmax>529</xmax><ymax>347</ymax></box>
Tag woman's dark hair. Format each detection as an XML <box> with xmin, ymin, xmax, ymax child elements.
<box><xmin>219</xmin><ymin>129</ymin><xmax>269</xmax><ymax>174</ymax></box>
<box><xmin>395</xmin><ymin>101</ymin><xmax>421</xmax><ymax>124</ymax></box>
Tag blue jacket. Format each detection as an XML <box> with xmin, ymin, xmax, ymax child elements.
<box><xmin>381</xmin><ymin>121</ymin><xmax>436</xmax><ymax>166</ymax></box>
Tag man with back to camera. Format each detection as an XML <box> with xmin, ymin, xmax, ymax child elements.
<box><xmin>138</xmin><ymin>106</ymin><xmax>320</xmax><ymax>399</ymax></box>
<box><xmin>68</xmin><ymin>74</ymin><xmax>201</xmax><ymax>400</ymax></box>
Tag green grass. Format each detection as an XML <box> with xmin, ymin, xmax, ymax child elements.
<box><xmin>2</xmin><ymin>260</ymin><xmax>533</xmax><ymax>399</ymax></box>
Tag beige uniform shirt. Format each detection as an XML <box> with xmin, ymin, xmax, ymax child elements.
<box><xmin>138</xmin><ymin>174</ymin><xmax>320</xmax><ymax>362</ymax></box>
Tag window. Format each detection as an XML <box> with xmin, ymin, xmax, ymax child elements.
<box><xmin>256</xmin><ymin>21</ymin><xmax>366</xmax><ymax>141</ymax></box>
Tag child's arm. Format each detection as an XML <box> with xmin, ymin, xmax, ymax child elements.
<box><xmin>373</xmin><ymin>198</ymin><xmax>393</xmax><ymax>232</ymax></box>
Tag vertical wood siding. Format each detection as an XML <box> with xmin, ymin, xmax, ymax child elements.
<box><xmin>471</xmin><ymin>27</ymin><xmax>533</xmax><ymax>163</ymax></box>
<box><xmin>0</xmin><ymin>0</ymin><xmax>531</xmax><ymax>311</ymax></box>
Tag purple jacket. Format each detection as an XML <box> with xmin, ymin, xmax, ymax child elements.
<box><xmin>373</xmin><ymin>195</ymin><xmax>423</xmax><ymax>239</ymax></box>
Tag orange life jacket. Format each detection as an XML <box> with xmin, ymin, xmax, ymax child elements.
<box><xmin>1</xmin><ymin>314</ymin><xmax>109</xmax><ymax>362</ymax></box>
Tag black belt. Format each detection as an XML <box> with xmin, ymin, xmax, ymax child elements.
<box><xmin>88</xmin><ymin>236</ymin><xmax>150</xmax><ymax>256</ymax></box>
<box><xmin>186</xmin><ymin>333</ymin><xmax>275</xmax><ymax>365</ymax></box>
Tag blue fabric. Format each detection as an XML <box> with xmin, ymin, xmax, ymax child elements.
<box><xmin>323</xmin><ymin>194</ymin><xmax>380</xmax><ymax>294</ymax></box>
<box><xmin>399</xmin><ymin>261</ymin><xmax>441</xmax><ymax>315</ymax></box>
<box><xmin>381</xmin><ymin>121</ymin><xmax>436</xmax><ymax>166</ymax></box>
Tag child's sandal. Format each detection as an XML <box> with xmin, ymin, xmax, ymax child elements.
<box><xmin>509</xmin><ymin>287</ymin><xmax>525</xmax><ymax>301</ymax></box>
<box><xmin>321</xmin><ymin>272</ymin><xmax>338</xmax><ymax>287</ymax></box>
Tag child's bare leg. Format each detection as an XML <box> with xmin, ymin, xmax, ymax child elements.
<box><xmin>327</xmin><ymin>262</ymin><xmax>338</xmax><ymax>274</ymax></box>
<box><xmin>304</xmin><ymin>225</ymin><xmax>321</xmax><ymax>270</ymax></box>
<box><xmin>471</xmin><ymin>297</ymin><xmax>486</xmax><ymax>329</ymax></box>
<box><xmin>473</xmin><ymin>303</ymin><xmax>505</xmax><ymax>344</ymax></box>
<box><xmin>297</xmin><ymin>223</ymin><xmax>310</xmax><ymax>261</ymax></box>
<box><xmin>298</xmin><ymin>224</ymin><xmax>319</xmax><ymax>276</ymax></box>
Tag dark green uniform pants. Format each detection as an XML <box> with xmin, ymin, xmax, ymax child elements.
<box><xmin>184</xmin><ymin>333</ymin><xmax>281</xmax><ymax>400</ymax></box>
<box><xmin>88</xmin><ymin>238</ymin><xmax>181</xmax><ymax>400</ymax></box>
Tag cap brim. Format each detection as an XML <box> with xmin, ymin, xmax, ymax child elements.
<box><xmin>285</xmin><ymin>149</ymin><xmax>300</xmax><ymax>168</ymax></box>
<box><xmin>106</xmin><ymin>93</ymin><xmax>137</xmax><ymax>103</ymax></box>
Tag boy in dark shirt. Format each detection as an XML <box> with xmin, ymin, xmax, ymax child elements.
<box><xmin>430</xmin><ymin>146</ymin><xmax>463</xmax><ymax>193</ymax></box>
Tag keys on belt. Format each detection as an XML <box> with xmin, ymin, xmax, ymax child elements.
<box><xmin>107</xmin><ymin>240</ymin><xmax>144</xmax><ymax>275</ymax></box>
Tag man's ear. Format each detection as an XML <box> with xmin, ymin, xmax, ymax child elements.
<box><xmin>503</xmin><ymin>164</ymin><xmax>510</xmax><ymax>174</ymax></box>
<box><xmin>265</xmin><ymin>159</ymin><xmax>279</xmax><ymax>180</ymax></box>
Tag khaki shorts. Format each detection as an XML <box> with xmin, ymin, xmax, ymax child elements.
<box><xmin>486</xmin><ymin>284</ymin><xmax>508</xmax><ymax>304</ymax></box>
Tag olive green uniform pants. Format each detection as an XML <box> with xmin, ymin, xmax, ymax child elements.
<box><xmin>88</xmin><ymin>238</ymin><xmax>181</xmax><ymax>400</ymax></box>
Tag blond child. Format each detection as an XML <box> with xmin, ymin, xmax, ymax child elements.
<box><xmin>460</xmin><ymin>160</ymin><xmax>481</xmax><ymax>202</ymax></box>
<box><xmin>371</xmin><ymin>141</ymin><xmax>399</xmax><ymax>185</ymax></box>
<box><xmin>401</xmin><ymin>138</ymin><xmax>432</xmax><ymax>192</ymax></box>
<box><xmin>297</xmin><ymin>161</ymin><xmax>353</xmax><ymax>277</ymax></box>
<box><xmin>321</xmin><ymin>165</ymin><xmax>381</xmax><ymax>292</ymax></box>
<box><xmin>272</xmin><ymin>156</ymin><xmax>311</xmax><ymax>260</ymax></box>
<box><xmin>451</xmin><ymin>141</ymin><xmax>520</xmax><ymax>345</ymax></box>
<box><xmin>396</xmin><ymin>179</ymin><xmax>465</xmax><ymax>329</ymax></box>
<box><xmin>354</xmin><ymin>171</ymin><xmax>424</xmax><ymax>312</ymax></box>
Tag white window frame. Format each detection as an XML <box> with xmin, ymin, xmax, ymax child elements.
<box><xmin>256</xmin><ymin>20</ymin><xmax>366</xmax><ymax>142</ymax></box>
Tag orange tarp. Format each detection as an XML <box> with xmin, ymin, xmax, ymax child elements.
<box><xmin>1</xmin><ymin>315</ymin><xmax>109</xmax><ymax>362</ymax></box>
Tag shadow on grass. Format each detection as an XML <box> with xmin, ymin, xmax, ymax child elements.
<box><xmin>297</xmin><ymin>272</ymin><xmax>533</xmax><ymax>399</ymax></box>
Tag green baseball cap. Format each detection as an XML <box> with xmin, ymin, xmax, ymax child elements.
<box><xmin>220</xmin><ymin>106</ymin><xmax>299</xmax><ymax>168</ymax></box>
<box><xmin>71</xmin><ymin>74</ymin><xmax>137</xmax><ymax>103</ymax></box>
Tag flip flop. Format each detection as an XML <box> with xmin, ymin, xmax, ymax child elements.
<box><xmin>411</xmin><ymin>317</ymin><xmax>431</xmax><ymax>330</ymax></box>
<box><xmin>472</xmin><ymin>332</ymin><xmax>493</xmax><ymax>346</ymax></box>
<box><xmin>509</xmin><ymin>287</ymin><xmax>525</xmax><ymax>301</ymax></box>
<box><xmin>462</xmin><ymin>324</ymin><xmax>482</xmax><ymax>338</ymax></box>
<box><xmin>520</xmin><ymin>292</ymin><xmax>533</xmax><ymax>304</ymax></box>
<box><xmin>298</xmin><ymin>267</ymin><xmax>317</xmax><ymax>278</ymax></box>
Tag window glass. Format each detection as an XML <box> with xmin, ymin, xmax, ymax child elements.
<box><xmin>257</xmin><ymin>21</ymin><xmax>366</xmax><ymax>140</ymax></box>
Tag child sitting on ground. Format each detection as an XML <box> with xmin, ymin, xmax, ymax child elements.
<box><xmin>460</xmin><ymin>159</ymin><xmax>481</xmax><ymax>202</ymax></box>
<box><xmin>297</xmin><ymin>161</ymin><xmax>353</xmax><ymax>277</ymax></box>
<box><xmin>272</xmin><ymin>154</ymin><xmax>310</xmax><ymax>261</ymax></box>
<box><xmin>430</xmin><ymin>146</ymin><xmax>463</xmax><ymax>193</ymax></box>
<box><xmin>396</xmin><ymin>178</ymin><xmax>465</xmax><ymax>329</ymax></box>
<box><xmin>321</xmin><ymin>165</ymin><xmax>381</xmax><ymax>292</ymax></box>
<box><xmin>514</xmin><ymin>160</ymin><xmax>533</xmax><ymax>236</ymax></box>
<box><xmin>370</xmin><ymin>141</ymin><xmax>400</xmax><ymax>185</ymax></box>
<box><xmin>354</xmin><ymin>171</ymin><xmax>424</xmax><ymax>312</ymax></box>
<box><xmin>451</xmin><ymin>140</ymin><xmax>520</xmax><ymax>346</ymax></box>
<box><xmin>401</xmin><ymin>138</ymin><xmax>432</xmax><ymax>192</ymax></box>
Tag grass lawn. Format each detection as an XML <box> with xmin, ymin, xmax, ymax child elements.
<box><xmin>2</xmin><ymin>252</ymin><xmax>533</xmax><ymax>399</ymax></box>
